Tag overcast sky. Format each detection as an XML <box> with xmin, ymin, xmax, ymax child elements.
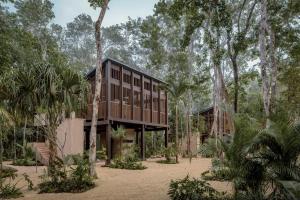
<box><xmin>52</xmin><ymin>0</ymin><xmax>159</xmax><ymax>27</ymax></box>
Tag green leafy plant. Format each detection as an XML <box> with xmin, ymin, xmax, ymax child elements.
<box><xmin>109</xmin><ymin>156</ymin><xmax>147</xmax><ymax>170</ymax></box>
<box><xmin>159</xmin><ymin>145</ymin><xmax>177</xmax><ymax>164</ymax></box>
<box><xmin>0</xmin><ymin>181</ymin><xmax>23</xmax><ymax>199</ymax></box>
<box><xmin>38</xmin><ymin>156</ymin><xmax>95</xmax><ymax>193</ymax></box>
<box><xmin>0</xmin><ymin>166</ymin><xmax>17</xmax><ymax>179</ymax></box>
<box><xmin>168</xmin><ymin>175</ymin><xmax>229</xmax><ymax>200</ymax></box>
<box><xmin>23</xmin><ymin>173</ymin><xmax>34</xmax><ymax>190</ymax></box>
<box><xmin>96</xmin><ymin>147</ymin><xmax>107</xmax><ymax>160</ymax></box>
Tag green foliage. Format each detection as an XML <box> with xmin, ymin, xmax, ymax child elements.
<box><xmin>13</xmin><ymin>158</ymin><xmax>40</xmax><ymax>166</ymax></box>
<box><xmin>0</xmin><ymin>181</ymin><xmax>23</xmax><ymax>199</ymax></box>
<box><xmin>96</xmin><ymin>148</ymin><xmax>107</xmax><ymax>160</ymax></box>
<box><xmin>168</xmin><ymin>175</ymin><xmax>229</xmax><ymax>200</ymax></box>
<box><xmin>39</xmin><ymin>156</ymin><xmax>95</xmax><ymax>193</ymax></box>
<box><xmin>23</xmin><ymin>173</ymin><xmax>34</xmax><ymax>190</ymax></box>
<box><xmin>109</xmin><ymin>156</ymin><xmax>146</xmax><ymax>170</ymax></box>
<box><xmin>199</xmin><ymin>138</ymin><xmax>220</xmax><ymax>158</ymax></box>
<box><xmin>0</xmin><ymin>166</ymin><xmax>17</xmax><ymax>179</ymax></box>
<box><xmin>163</xmin><ymin>145</ymin><xmax>177</xmax><ymax>163</ymax></box>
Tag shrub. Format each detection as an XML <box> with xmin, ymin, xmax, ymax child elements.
<box><xmin>0</xmin><ymin>166</ymin><xmax>17</xmax><ymax>178</ymax></box>
<box><xmin>0</xmin><ymin>181</ymin><xmax>23</xmax><ymax>199</ymax></box>
<box><xmin>109</xmin><ymin>157</ymin><xmax>147</xmax><ymax>170</ymax></box>
<box><xmin>39</xmin><ymin>156</ymin><xmax>95</xmax><ymax>193</ymax></box>
<box><xmin>13</xmin><ymin>158</ymin><xmax>42</xmax><ymax>166</ymax></box>
<box><xmin>96</xmin><ymin>147</ymin><xmax>107</xmax><ymax>160</ymax></box>
<box><xmin>168</xmin><ymin>175</ymin><xmax>229</xmax><ymax>200</ymax></box>
<box><xmin>156</xmin><ymin>159</ymin><xmax>177</xmax><ymax>164</ymax></box>
<box><xmin>198</xmin><ymin>138</ymin><xmax>219</xmax><ymax>158</ymax></box>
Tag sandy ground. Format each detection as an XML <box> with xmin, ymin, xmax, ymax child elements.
<box><xmin>4</xmin><ymin>157</ymin><xmax>231</xmax><ymax>200</ymax></box>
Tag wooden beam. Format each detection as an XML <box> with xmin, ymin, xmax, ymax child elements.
<box><xmin>140</xmin><ymin>124</ymin><xmax>145</xmax><ymax>160</ymax></box>
<box><xmin>120</xmin><ymin>66</ymin><xmax>123</xmax><ymax>119</ymax></box>
<box><xmin>150</xmin><ymin>79</ymin><xmax>153</xmax><ymax>123</ymax></box>
<box><xmin>106</xmin><ymin>123</ymin><xmax>112</xmax><ymax>165</ymax></box>
<box><xmin>165</xmin><ymin>91</ymin><xmax>168</xmax><ymax>125</ymax></box>
<box><xmin>106</xmin><ymin>60</ymin><xmax>111</xmax><ymax>120</ymax></box>
<box><xmin>141</xmin><ymin>75</ymin><xmax>144</xmax><ymax>122</ymax></box>
<box><xmin>131</xmin><ymin>71</ymin><xmax>134</xmax><ymax>120</ymax></box>
<box><xmin>158</xmin><ymin>87</ymin><xmax>161</xmax><ymax>124</ymax></box>
<box><xmin>164</xmin><ymin>127</ymin><xmax>168</xmax><ymax>148</ymax></box>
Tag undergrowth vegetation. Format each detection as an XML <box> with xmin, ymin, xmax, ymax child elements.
<box><xmin>39</xmin><ymin>156</ymin><xmax>95</xmax><ymax>193</ymax></box>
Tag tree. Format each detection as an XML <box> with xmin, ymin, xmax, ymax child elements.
<box><xmin>225</xmin><ymin>0</ymin><xmax>258</xmax><ymax>113</ymax></box>
<box><xmin>88</xmin><ymin>0</ymin><xmax>109</xmax><ymax>177</ymax></box>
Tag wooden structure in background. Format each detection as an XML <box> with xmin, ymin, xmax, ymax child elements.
<box><xmin>82</xmin><ymin>58</ymin><xmax>168</xmax><ymax>162</ymax></box>
<box><xmin>198</xmin><ymin>106</ymin><xmax>231</xmax><ymax>143</ymax></box>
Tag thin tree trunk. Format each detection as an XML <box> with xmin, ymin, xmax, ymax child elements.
<box><xmin>13</xmin><ymin>125</ymin><xmax>16</xmax><ymax>162</ymax></box>
<box><xmin>259</xmin><ymin>0</ymin><xmax>271</xmax><ymax>126</ymax></box>
<box><xmin>0</xmin><ymin>126</ymin><xmax>2</xmax><ymax>188</ymax></box>
<box><xmin>175</xmin><ymin>104</ymin><xmax>179</xmax><ymax>163</ymax></box>
<box><xmin>89</xmin><ymin>0</ymin><xmax>109</xmax><ymax>177</ymax></box>
<box><xmin>232</xmin><ymin>56</ymin><xmax>239</xmax><ymax>113</ymax></box>
<box><xmin>23</xmin><ymin>116</ymin><xmax>27</xmax><ymax>157</ymax></box>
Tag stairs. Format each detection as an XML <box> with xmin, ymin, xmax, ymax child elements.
<box><xmin>32</xmin><ymin>142</ymin><xmax>50</xmax><ymax>166</ymax></box>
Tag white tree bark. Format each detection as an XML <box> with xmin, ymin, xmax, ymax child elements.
<box><xmin>259</xmin><ymin>0</ymin><xmax>277</xmax><ymax>126</ymax></box>
<box><xmin>89</xmin><ymin>0</ymin><xmax>109</xmax><ymax>177</ymax></box>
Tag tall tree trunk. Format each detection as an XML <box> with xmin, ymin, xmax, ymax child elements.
<box><xmin>0</xmin><ymin>126</ymin><xmax>2</xmax><ymax>188</ymax></box>
<box><xmin>13</xmin><ymin>125</ymin><xmax>16</xmax><ymax>162</ymax></box>
<box><xmin>89</xmin><ymin>0</ymin><xmax>109</xmax><ymax>177</ymax></box>
<box><xmin>48</xmin><ymin>125</ymin><xmax>58</xmax><ymax>176</ymax></box>
<box><xmin>175</xmin><ymin>104</ymin><xmax>179</xmax><ymax>163</ymax></box>
<box><xmin>23</xmin><ymin>116</ymin><xmax>27</xmax><ymax>157</ymax></box>
<box><xmin>232</xmin><ymin>56</ymin><xmax>239</xmax><ymax>113</ymax></box>
<box><xmin>259</xmin><ymin>0</ymin><xmax>277</xmax><ymax>127</ymax></box>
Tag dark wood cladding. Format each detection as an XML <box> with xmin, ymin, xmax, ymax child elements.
<box><xmin>84</xmin><ymin>58</ymin><xmax>168</xmax><ymax>127</ymax></box>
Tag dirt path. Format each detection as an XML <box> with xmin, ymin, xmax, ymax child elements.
<box><xmin>6</xmin><ymin>158</ymin><xmax>231</xmax><ymax>200</ymax></box>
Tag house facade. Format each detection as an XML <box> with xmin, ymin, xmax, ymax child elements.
<box><xmin>82</xmin><ymin>58</ymin><xmax>169</xmax><ymax>163</ymax></box>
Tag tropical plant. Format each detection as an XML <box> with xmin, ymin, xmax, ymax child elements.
<box><xmin>112</xmin><ymin>126</ymin><xmax>126</xmax><ymax>157</ymax></box>
<box><xmin>168</xmin><ymin>175</ymin><xmax>229</xmax><ymax>200</ymax></box>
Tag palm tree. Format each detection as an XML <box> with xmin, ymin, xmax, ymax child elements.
<box><xmin>165</xmin><ymin>78</ymin><xmax>191</xmax><ymax>163</ymax></box>
<box><xmin>37</xmin><ymin>64</ymin><xmax>88</xmax><ymax>173</ymax></box>
<box><xmin>248</xmin><ymin>120</ymin><xmax>300</xmax><ymax>198</ymax></box>
<box><xmin>14</xmin><ymin>66</ymin><xmax>39</xmax><ymax>158</ymax></box>
<box><xmin>112</xmin><ymin>126</ymin><xmax>126</xmax><ymax>158</ymax></box>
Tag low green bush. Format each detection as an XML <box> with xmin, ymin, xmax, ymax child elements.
<box><xmin>0</xmin><ymin>166</ymin><xmax>17</xmax><ymax>178</ymax></box>
<box><xmin>12</xmin><ymin>158</ymin><xmax>43</xmax><ymax>166</ymax></box>
<box><xmin>201</xmin><ymin>158</ymin><xmax>232</xmax><ymax>181</ymax></box>
<box><xmin>109</xmin><ymin>157</ymin><xmax>147</xmax><ymax>170</ymax></box>
<box><xmin>39</xmin><ymin>156</ymin><xmax>95</xmax><ymax>193</ymax></box>
<box><xmin>156</xmin><ymin>159</ymin><xmax>177</xmax><ymax>164</ymax></box>
<box><xmin>168</xmin><ymin>175</ymin><xmax>230</xmax><ymax>200</ymax></box>
<box><xmin>0</xmin><ymin>181</ymin><xmax>23</xmax><ymax>199</ymax></box>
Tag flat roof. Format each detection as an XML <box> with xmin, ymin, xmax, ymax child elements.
<box><xmin>86</xmin><ymin>57</ymin><xmax>166</xmax><ymax>84</ymax></box>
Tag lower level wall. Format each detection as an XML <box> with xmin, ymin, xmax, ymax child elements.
<box><xmin>56</xmin><ymin>118</ymin><xmax>85</xmax><ymax>157</ymax></box>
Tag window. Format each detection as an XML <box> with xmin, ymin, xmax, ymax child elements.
<box><xmin>134</xmin><ymin>91</ymin><xmax>140</xmax><ymax>107</ymax></box>
<box><xmin>153</xmin><ymin>98</ymin><xmax>158</xmax><ymax>111</ymax></box>
<box><xmin>111</xmin><ymin>68</ymin><xmax>120</xmax><ymax>80</ymax></box>
<box><xmin>111</xmin><ymin>84</ymin><xmax>120</xmax><ymax>101</ymax></box>
<box><xmin>153</xmin><ymin>85</ymin><xmax>158</xmax><ymax>92</ymax></box>
<box><xmin>144</xmin><ymin>82</ymin><xmax>150</xmax><ymax>90</ymax></box>
<box><xmin>123</xmin><ymin>87</ymin><xmax>131</xmax><ymax>105</ymax></box>
<box><xmin>134</xmin><ymin>78</ymin><xmax>141</xmax><ymax>87</ymax></box>
<box><xmin>123</xmin><ymin>73</ymin><xmax>131</xmax><ymax>84</ymax></box>
<box><xmin>160</xmin><ymin>99</ymin><xmax>165</xmax><ymax>111</ymax></box>
<box><xmin>144</xmin><ymin>94</ymin><xmax>151</xmax><ymax>109</ymax></box>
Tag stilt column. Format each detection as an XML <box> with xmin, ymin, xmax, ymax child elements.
<box><xmin>106</xmin><ymin>123</ymin><xmax>112</xmax><ymax>165</ymax></box>
<box><xmin>140</xmin><ymin>125</ymin><xmax>145</xmax><ymax>160</ymax></box>
<box><xmin>164</xmin><ymin>128</ymin><xmax>168</xmax><ymax>148</ymax></box>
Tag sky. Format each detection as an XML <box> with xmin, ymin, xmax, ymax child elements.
<box><xmin>52</xmin><ymin>0</ymin><xmax>159</xmax><ymax>27</ymax></box>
